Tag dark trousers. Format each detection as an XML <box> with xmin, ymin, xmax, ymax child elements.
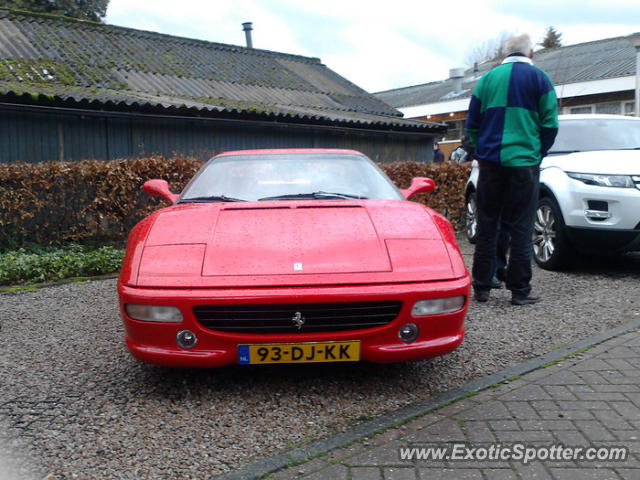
<box><xmin>495</xmin><ymin>223</ymin><xmax>510</xmax><ymax>281</ymax></box>
<box><xmin>472</xmin><ymin>161</ymin><xmax>540</xmax><ymax>298</ymax></box>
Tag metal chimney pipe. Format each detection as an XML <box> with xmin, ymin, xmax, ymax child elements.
<box><xmin>242</xmin><ymin>22</ymin><xmax>253</xmax><ymax>48</ymax></box>
<box><xmin>449</xmin><ymin>68</ymin><xmax>465</xmax><ymax>93</ymax></box>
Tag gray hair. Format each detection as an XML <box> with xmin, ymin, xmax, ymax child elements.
<box><xmin>504</xmin><ymin>33</ymin><xmax>533</xmax><ymax>56</ymax></box>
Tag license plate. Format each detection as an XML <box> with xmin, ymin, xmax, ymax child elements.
<box><xmin>238</xmin><ymin>341</ymin><xmax>360</xmax><ymax>365</ymax></box>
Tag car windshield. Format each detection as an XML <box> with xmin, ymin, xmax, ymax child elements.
<box><xmin>549</xmin><ymin>118</ymin><xmax>640</xmax><ymax>154</ymax></box>
<box><xmin>179</xmin><ymin>152</ymin><xmax>404</xmax><ymax>203</ymax></box>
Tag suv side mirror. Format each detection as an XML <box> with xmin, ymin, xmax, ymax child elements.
<box><xmin>400</xmin><ymin>177</ymin><xmax>435</xmax><ymax>200</ymax></box>
<box><xmin>143</xmin><ymin>179</ymin><xmax>179</xmax><ymax>204</ymax></box>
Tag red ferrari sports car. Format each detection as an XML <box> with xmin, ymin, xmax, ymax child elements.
<box><xmin>118</xmin><ymin>149</ymin><xmax>470</xmax><ymax>367</ymax></box>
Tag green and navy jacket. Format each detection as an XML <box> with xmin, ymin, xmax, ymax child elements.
<box><xmin>465</xmin><ymin>54</ymin><xmax>559</xmax><ymax>167</ymax></box>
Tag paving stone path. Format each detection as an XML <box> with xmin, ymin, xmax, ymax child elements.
<box><xmin>259</xmin><ymin>328</ymin><xmax>640</xmax><ymax>479</ymax></box>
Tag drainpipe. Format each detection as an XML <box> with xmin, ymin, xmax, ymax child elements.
<box><xmin>629</xmin><ymin>33</ymin><xmax>640</xmax><ymax>117</ymax></box>
<box><xmin>242</xmin><ymin>22</ymin><xmax>253</xmax><ymax>49</ymax></box>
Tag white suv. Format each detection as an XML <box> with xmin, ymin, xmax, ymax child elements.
<box><xmin>464</xmin><ymin>114</ymin><xmax>640</xmax><ymax>270</ymax></box>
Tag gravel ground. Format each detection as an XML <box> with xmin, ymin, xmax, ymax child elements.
<box><xmin>1</xmin><ymin>240</ymin><xmax>639</xmax><ymax>479</ymax></box>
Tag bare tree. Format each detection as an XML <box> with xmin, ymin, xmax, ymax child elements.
<box><xmin>464</xmin><ymin>31</ymin><xmax>512</xmax><ymax>67</ymax></box>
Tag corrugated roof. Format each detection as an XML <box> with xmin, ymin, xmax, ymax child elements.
<box><xmin>0</xmin><ymin>9</ymin><xmax>443</xmax><ymax>132</ymax></box>
<box><xmin>376</xmin><ymin>34</ymin><xmax>639</xmax><ymax>109</ymax></box>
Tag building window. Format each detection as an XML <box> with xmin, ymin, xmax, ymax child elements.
<box><xmin>444</xmin><ymin>120</ymin><xmax>459</xmax><ymax>140</ymax></box>
<box><xmin>595</xmin><ymin>102</ymin><xmax>621</xmax><ymax>115</ymax></box>
<box><xmin>444</xmin><ymin>119</ymin><xmax>465</xmax><ymax>140</ymax></box>
<box><xmin>570</xmin><ymin>106</ymin><xmax>593</xmax><ymax>114</ymax></box>
<box><xmin>624</xmin><ymin>102</ymin><xmax>635</xmax><ymax>116</ymax></box>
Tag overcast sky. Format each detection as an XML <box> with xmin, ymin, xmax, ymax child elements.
<box><xmin>105</xmin><ymin>0</ymin><xmax>640</xmax><ymax>93</ymax></box>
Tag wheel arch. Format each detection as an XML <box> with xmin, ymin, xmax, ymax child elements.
<box><xmin>538</xmin><ymin>183</ymin><xmax>556</xmax><ymax>201</ymax></box>
<box><xmin>538</xmin><ymin>182</ymin><xmax>571</xmax><ymax>227</ymax></box>
<box><xmin>465</xmin><ymin>182</ymin><xmax>475</xmax><ymax>200</ymax></box>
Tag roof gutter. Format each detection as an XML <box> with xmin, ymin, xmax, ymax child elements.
<box><xmin>400</xmin><ymin>75</ymin><xmax>636</xmax><ymax>119</ymax></box>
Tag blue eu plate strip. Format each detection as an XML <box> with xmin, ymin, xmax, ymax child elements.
<box><xmin>238</xmin><ymin>345</ymin><xmax>250</xmax><ymax>365</ymax></box>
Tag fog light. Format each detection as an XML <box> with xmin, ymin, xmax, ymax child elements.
<box><xmin>412</xmin><ymin>296</ymin><xmax>465</xmax><ymax>316</ymax></box>
<box><xmin>398</xmin><ymin>323</ymin><xmax>419</xmax><ymax>342</ymax></box>
<box><xmin>176</xmin><ymin>330</ymin><xmax>197</xmax><ymax>349</ymax></box>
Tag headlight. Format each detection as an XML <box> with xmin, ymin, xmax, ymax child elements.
<box><xmin>412</xmin><ymin>296</ymin><xmax>465</xmax><ymax>316</ymax></box>
<box><xmin>567</xmin><ymin>172</ymin><xmax>634</xmax><ymax>188</ymax></box>
<box><xmin>125</xmin><ymin>304</ymin><xmax>183</xmax><ymax>323</ymax></box>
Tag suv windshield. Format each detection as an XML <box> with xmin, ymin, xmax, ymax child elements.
<box><xmin>179</xmin><ymin>152</ymin><xmax>404</xmax><ymax>203</ymax></box>
<box><xmin>549</xmin><ymin>118</ymin><xmax>640</xmax><ymax>154</ymax></box>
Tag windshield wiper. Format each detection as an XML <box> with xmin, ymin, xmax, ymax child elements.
<box><xmin>178</xmin><ymin>195</ymin><xmax>246</xmax><ymax>204</ymax></box>
<box><xmin>258</xmin><ymin>191</ymin><xmax>367</xmax><ymax>201</ymax></box>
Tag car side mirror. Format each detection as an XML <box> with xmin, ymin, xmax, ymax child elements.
<box><xmin>400</xmin><ymin>177</ymin><xmax>435</xmax><ymax>200</ymax></box>
<box><xmin>143</xmin><ymin>179</ymin><xmax>179</xmax><ymax>204</ymax></box>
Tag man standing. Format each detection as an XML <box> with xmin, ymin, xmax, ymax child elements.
<box><xmin>433</xmin><ymin>142</ymin><xmax>444</xmax><ymax>163</ymax></box>
<box><xmin>465</xmin><ymin>33</ymin><xmax>558</xmax><ymax>305</ymax></box>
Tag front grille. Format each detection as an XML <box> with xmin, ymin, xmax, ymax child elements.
<box><xmin>193</xmin><ymin>301</ymin><xmax>402</xmax><ymax>334</ymax></box>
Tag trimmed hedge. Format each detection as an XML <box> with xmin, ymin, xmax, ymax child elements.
<box><xmin>0</xmin><ymin>156</ymin><xmax>470</xmax><ymax>248</ymax></box>
<box><xmin>380</xmin><ymin>160</ymin><xmax>470</xmax><ymax>223</ymax></box>
<box><xmin>0</xmin><ymin>156</ymin><xmax>202</xmax><ymax>249</ymax></box>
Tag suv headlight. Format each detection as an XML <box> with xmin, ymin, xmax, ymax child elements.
<box><xmin>567</xmin><ymin>172</ymin><xmax>634</xmax><ymax>188</ymax></box>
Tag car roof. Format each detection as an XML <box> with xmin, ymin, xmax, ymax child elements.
<box><xmin>215</xmin><ymin>148</ymin><xmax>364</xmax><ymax>157</ymax></box>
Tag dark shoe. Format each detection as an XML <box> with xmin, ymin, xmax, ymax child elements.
<box><xmin>474</xmin><ymin>289</ymin><xmax>490</xmax><ymax>302</ymax></box>
<box><xmin>496</xmin><ymin>268</ymin><xmax>506</xmax><ymax>283</ymax></box>
<box><xmin>511</xmin><ymin>295</ymin><xmax>541</xmax><ymax>306</ymax></box>
<box><xmin>490</xmin><ymin>275</ymin><xmax>502</xmax><ymax>289</ymax></box>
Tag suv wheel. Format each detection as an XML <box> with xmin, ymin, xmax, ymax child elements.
<box><xmin>533</xmin><ymin>196</ymin><xmax>569</xmax><ymax>270</ymax></box>
<box><xmin>465</xmin><ymin>192</ymin><xmax>478</xmax><ymax>243</ymax></box>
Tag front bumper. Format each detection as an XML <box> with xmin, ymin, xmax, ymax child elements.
<box><xmin>566</xmin><ymin>226</ymin><xmax>640</xmax><ymax>252</ymax></box>
<box><xmin>556</xmin><ymin>179</ymin><xmax>640</xmax><ymax>231</ymax></box>
<box><xmin>118</xmin><ymin>277</ymin><xmax>470</xmax><ymax>368</ymax></box>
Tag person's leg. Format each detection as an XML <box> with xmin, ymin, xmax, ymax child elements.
<box><xmin>472</xmin><ymin>161</ymin><xmax>505</xmax><ymax>299</ymax></box>
<box><xmin>495</xmin><ymin>221</ymin><xmax>510</xmax><ymax>282</ymax></box>
<box><xmin>502</xmin><ymin>165</ymin><xmax>540</xmax><ymax>300</ymax></box>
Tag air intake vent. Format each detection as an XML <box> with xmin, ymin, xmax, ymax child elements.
<box><xmin>222</xmin><ymin>205</ymin><xmax>290</xmax><ymax>211</ymax></box>
<box><xmin>193</xmin><ymin>301</ymin><xmax>402</xmax><ymax>334</ymax></box>
<box><xmin>587</xmin><ymin>200</ymin><xmax>608</xmax><ymax>211</ymax></box>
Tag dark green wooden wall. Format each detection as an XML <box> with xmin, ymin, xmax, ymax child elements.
<box><xmin>0</xmin><ymin>106</ymin><xmax>435</xmax><ymax>163</ymax></box>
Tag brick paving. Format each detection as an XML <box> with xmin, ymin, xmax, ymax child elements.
<box><xmin>266</xmin><ymin>329</ymin><xmax>640</xmax><ymax>479</ymax></box>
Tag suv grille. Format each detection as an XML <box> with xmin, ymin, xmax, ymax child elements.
<box><xmin>193</xmin><ymin>301</ymin><xmax>402</xmax><ymax>334</ymax></box>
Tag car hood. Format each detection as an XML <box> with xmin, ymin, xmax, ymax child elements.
<box><xmin>543</xmin><ymin>149</ymin><xmax>640</xmax><ymax>175</ymax></box>
<box><xmin>133</xmin><ymin>201</ymin><xmax>466</xmax><ymax>287</ymax></box>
